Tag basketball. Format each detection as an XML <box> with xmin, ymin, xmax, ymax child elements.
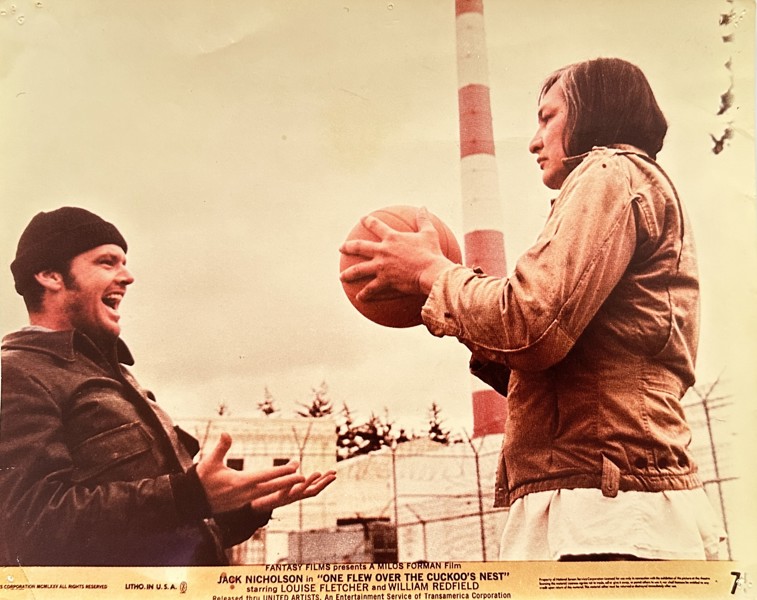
<box><xmin>339</xmin><ymin>205</ymin><xmax>463</xmax><ymax>328</ymax></box>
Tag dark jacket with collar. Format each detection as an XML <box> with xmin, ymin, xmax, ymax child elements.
<box><xmin>0</xmin><ymin>328</ymin><xmax>269</xmax><ymax>565</ymax></box>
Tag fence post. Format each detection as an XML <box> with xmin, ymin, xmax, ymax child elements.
<box><xmin>405</xmin><ymin>504</ymin><xmax>428</xmax><ymax>561</ymax></box>
<box><xmin>465</xmin><ymin>431</ymin><xmax>487</xmax><ymax>561</ymax></box>
<box><xmin>292</xmin><ymin>421</ymin><xmax>314</xmax><ymax>563</ymax></box>
<box><xmin>391</xmin><ymin>445</ymin><xmax>400</xmax><ymax>553</ymax></box>
<box><xmin>693</xmin><ymin>380</ymin><xmax>733</xmax><ymax>559</ymax></box>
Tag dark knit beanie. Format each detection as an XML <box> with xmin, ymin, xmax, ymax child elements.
<box><xmin>10</xmin><ymin>207</ymin><xmax>128</xmax><ymax>295</ymax></box>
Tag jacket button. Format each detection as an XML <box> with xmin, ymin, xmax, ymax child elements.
<box><xmin>634</xmin><ymin>457</ymin><xmax>647</xmax><ymax>469</ymax></box>
<box><xmin>658</xmin><ymin>458</ymin><xmax>669</xmax><ymax>469</ymax></box>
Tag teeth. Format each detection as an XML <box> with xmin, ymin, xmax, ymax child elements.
<box><xmin>103</xmin><ymin>293</ymin><xmax>123</xmax><ymax>309</ymax></box>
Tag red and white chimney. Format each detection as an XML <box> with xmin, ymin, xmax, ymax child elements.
<box><xmin>455</xmin><ymin>0</ymin><xmax>508</xmax><ymax>437</ymax></box>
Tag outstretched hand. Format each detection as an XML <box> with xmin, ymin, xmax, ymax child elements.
<box><xmin>339</xmin><ymin>207</ymin><xmax>455</xmax><ymax>299</ymax></box>
<box><xmin>197</xmin><ymin>433</ymin><xmax>328</xmax><ymax>514</ymax></box>
<box><xmin>251</xmin><ymin>469</ymin><xmax>337</xmax><ymax>512</ymax></box>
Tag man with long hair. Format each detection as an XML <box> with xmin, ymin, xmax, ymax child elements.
<box><xmin>340</xmin><ymin>58</ymin><xmax>724</xmax><ymax>560</ymax></box>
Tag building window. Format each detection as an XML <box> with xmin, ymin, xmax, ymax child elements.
<box><xmin>226</xmin><ymin>458</ymin><xmax>244</xmax><ymax>471</ymax></box>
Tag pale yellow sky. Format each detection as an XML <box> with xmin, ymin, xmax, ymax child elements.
<box><xmin>1</xmin><ymin>1</ymin><xmax>755</xmax><ymax>454</ymax></box>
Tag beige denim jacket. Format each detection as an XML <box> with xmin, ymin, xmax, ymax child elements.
<box><xmin>422</xmin><ymin>146</ymin><xmax>702</xmax><ymax>507</ymax></box>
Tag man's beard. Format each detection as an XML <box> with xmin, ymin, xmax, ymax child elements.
<box><xmin>62</xmin><ymin>273</ymin><xmax>120</xmax><ymax>355</ymax></box>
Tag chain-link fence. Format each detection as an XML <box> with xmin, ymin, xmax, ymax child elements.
<box><xmin>682</xmin><ymin>381</ymin><xmax>737</xmax><ymax>560</ymax></box>
<box><xmin>180</xmin><ymin>386</ymin><xmax>737</xmax><ymax>564</ymax></box>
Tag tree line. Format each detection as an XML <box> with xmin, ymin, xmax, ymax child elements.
<box><xmin>251</xmin><ymin>381</ymin><xmax>461</xmax><ymax>461</ymax></box>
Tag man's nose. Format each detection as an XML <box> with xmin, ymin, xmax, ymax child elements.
<box><xmin>528</xmin><ymin>131</ymin><xmax>542</xmax><ymax>154</ymax></box>
<box><xmin>118</xmin><ymin>266</ymin><xmax>135</xmax><ymax>286</ymax></box>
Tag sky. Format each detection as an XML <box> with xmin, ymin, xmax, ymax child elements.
<box><xmin>1</xmin><ymin>0</ymin><xmax>755</xmax><ymax>449</ymax></box>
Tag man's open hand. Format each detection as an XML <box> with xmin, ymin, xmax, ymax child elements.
<box><xmin>196</xmin><ymin>433</ymin><xmax>316</xmax><ymax>514</ymax></box>
<box><xmin>251</xmin><ymin>469</ymin><xmax>337</xmax><ymax>512</ymax></box>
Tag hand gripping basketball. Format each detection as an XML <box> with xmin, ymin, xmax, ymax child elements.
<box><xmin>338</xmin><ymin>205</ymin><xmax>462</xmax><ymax>328</ymax></box>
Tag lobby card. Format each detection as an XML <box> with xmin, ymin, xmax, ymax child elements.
<box><xmin>1</xmin><ymin>1</ymin><xmax>755</xmax><ymax>599</ymax></box>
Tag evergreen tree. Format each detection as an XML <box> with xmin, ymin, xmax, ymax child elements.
<box><xmin>428</xmin><ymin>401</ymin><xmax>450</xmax><ymax>445</ymax></box>
<box><xmin>336</xmin><ymin>402</ymin><xmax>360</xmax><ymax>462</ymax></box>
<box><xmin>297</xmin><ymin>381</ymin><xmax>334</xmax><ymax>419</ymax></box>
<box><xmin>257</xmin><ymin>386</ymin><xmax>279</xmax><ymax>417</ymax></box>
<box><xmin>352</xmin><ymin>412</ymin><xmax>389</xmax><ymax>455</ymax></box>
<box><xmin>395</xmin><ymin>428</ymin><xmax>412</xmax><ymax>444</ymax></box>
<box><xmin>338</xmin><ymin>408</ymin><xmax>413</xmax><ymax>460</ymax></box>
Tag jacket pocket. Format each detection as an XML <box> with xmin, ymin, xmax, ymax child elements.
<box><xmin>70</xmin><ymin>422</ymin><xmax>154</xmax><ymax>483</ymax></box>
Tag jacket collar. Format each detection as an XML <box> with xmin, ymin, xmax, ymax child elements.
<box><xmin>1</xmin><ymin>328</ymin><xmax>135</xmax><ymax>366</ymax></box>
<box><xmin>562</xmin><ymin>144</ymin><xmax>650</xmax><ymax>170</ymax></box>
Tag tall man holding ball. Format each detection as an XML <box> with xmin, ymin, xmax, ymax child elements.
<box><xmin>340</xmin><ymin>57</ymin><xmax>725</xmax><ymax>561</ymax></box>
<box><xmin>0</xmin><ymin>206</ymin><xmax>336</xmax><ymax>566</ymax></box>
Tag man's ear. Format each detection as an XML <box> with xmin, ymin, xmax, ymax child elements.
<box><xmin>33</xmin><ymin>270</ymin><xmax>64</xmax><ymax>292</ymax></box>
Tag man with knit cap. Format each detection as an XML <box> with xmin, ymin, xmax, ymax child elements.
<box><xmin>0</xmin><ymin>207</ymin><xmax>335</xmax><ymax>566</ymax></box>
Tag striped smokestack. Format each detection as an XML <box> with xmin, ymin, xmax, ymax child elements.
<box><xmin>455</xmin><ymin>0</ymin><xmax>508</xmax><ymax>437</ymax></box>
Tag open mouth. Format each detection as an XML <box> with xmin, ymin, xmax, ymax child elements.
<box><xmin>102</xmin><ymin>292</ymin><xmax>124</xmax><ymax>313</ymax></box>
